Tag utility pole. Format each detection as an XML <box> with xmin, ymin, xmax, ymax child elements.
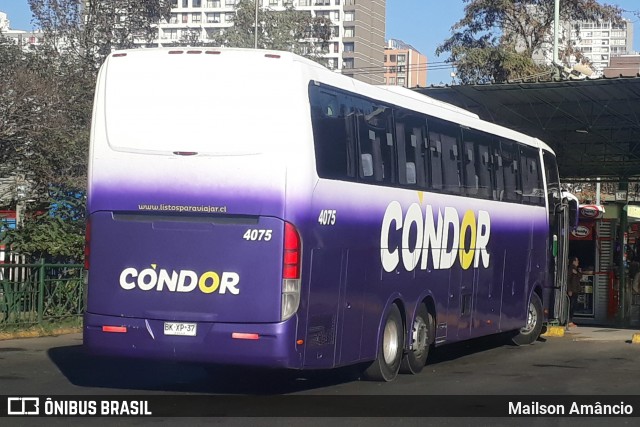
<box><xmin>553</xmin><ymin>0</ymin><xmax>561</xmax><ymax>79</ymax></box>
<box><xmin>254</xmin><ymin>0</ymin><xmax>259</xmax><ymax>49</ymax></box>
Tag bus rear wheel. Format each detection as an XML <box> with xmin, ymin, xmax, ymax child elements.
<box><xmin>362</xmin><ymin>304</ymin><xmax>404</xmax><ymax>382</ymax></box>
<box><xmin>400</xmin><ymin>305</ymin><xmax>431</xmax><ymax>374</ymax></box>
<box><xmin>512</xmin><ymin>293</ymin><xmax>543</xmax><ymax>346</ymax></box>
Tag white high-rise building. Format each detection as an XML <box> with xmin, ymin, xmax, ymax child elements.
<box><xmin>0</xmin><ymin>11</ymin><xmax>10</xmax><ymax>31</ymax></box>
<box><xmin>528</xmin><ymin>17</ymin><xmax>634</xmax><ymax>76</ymax></box>
<box><xmin>568</xmin><ymin>19</ymin><xmax>634</xmax><ymax>74</ymax></box>
<box><xmin>148</xmin><ymin>0</ymin><xmax>385</xmax><ymax>84</ymax></box>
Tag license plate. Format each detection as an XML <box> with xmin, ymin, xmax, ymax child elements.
<box><xmin>164</xmin><ymin>322</ymin><xmax>197</xmax><ymax>336</ymax></box>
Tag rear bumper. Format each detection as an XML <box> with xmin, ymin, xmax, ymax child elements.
<box><xmin>83</xmin><ymin>312</ymin><xmax>302</xmax><ymax>369</ymax></box>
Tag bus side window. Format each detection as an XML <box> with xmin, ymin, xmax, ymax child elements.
<box><xmin>428</xmin><ymin>132</ymin><xmax>444</xmax><ymax>190</ymax></box>
<box><xmin>463</xmin><ymin>137</ymin><xmax>477</xmax><ymax>196</ymax></box>
<box><xmin>462</xmin><ymin>128</ymin><xmax>493</xmax><ymax>199</ymax></box>
<box><xmin>429</xmin><ymin>118</ymin><xmax>462</xmax><ymax>195</ymax></box>
<box><xmin>358</xmin><ymin>103</ymin><xmax>395</xmax><ymax>184</ymax></box>
<box><xmin>309</xmin><ymin>86</ymin><xmax>356</xmax><ymax>181</ymax></box>
<box><xmin>492</xmin><ymin>141</ymin><xmax>504</xmax><ymax>201</ymax></box>
<box><xmin>499</xmin><ymin>139</ymin><xmax>522</xmax><ymax>202</ymax></box>
<box><xmin>395</xmin><ymin>110</ymin><xmax>426</xmax><ymax>188</ymax></box>
<box><xmin>520</xmin><ymin>146</ymin><xmax>544</xmax><ymax>205</ymax></box>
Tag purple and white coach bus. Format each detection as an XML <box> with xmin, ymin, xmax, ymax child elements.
<box><xmin>83</xmin><ymin>48</ymin><xmax>573</xmax><ymax>381</ymax></box>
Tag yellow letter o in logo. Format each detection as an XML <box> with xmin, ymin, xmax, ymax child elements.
<box><xmin>459</xmin><ymin>210</ymin><xmax>477</xmax><ymax>270</ymax></box>
<box><xmin>198</xmin><ymin>271</ymin><xmax>220</xmax><ymax>294</ymax></box>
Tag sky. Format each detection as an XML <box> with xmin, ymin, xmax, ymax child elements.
<box><xmin>2</xmin><ymin>0</ymin><xmax>640</xmax><ymax>85</ymax></box>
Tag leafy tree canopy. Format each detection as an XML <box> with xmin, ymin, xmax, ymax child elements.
<box><xmin>436</xmin><ymin>0</ymin><xmax>623</xmax><ymax>84</ymax></box>
<box><xmin>210</xmin><ymin>0</ymin><xmax>332</xmax><ymax>60</ymax></box>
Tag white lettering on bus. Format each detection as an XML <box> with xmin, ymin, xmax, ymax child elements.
<box><xmin>119</xmin><ymin>265</ymin><xmax>240</xmax><ymax>295</ymax></box>
<box><xmin>380</xmin><ymin>201</ymin><xmax>491</xmax><ymax>272</ymax></box>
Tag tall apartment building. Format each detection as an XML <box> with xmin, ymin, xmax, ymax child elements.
<box><xmin>383</xmin><ymin>39</ymin><xmax>427</xmax><ymax>88</ymax></box>
<box><xmin>152</xmin><ymin>0</ymin><xmax>385</xmax><ymax>84</ymax></box>
<box><xmin>568</xmin><ymin>19</ymin><xmax>633</xmax><ymax>74</ymax></box>
<box><xmin>0</xmin><ymin>11</ymin><xmax>9</xmax><ymax>31</ymax></box>
<box><xmin>0</xmin><ymin>11</ymin><xmax>43</xmax><ymax>49</ymax></box>
<box><xmin>529</xmin><ymin>17</ymin><xmax>634</xmax><ymax>76</ymax></box>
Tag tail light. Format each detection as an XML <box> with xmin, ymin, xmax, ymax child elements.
<box><xmin>281</xmin><ymin>222</ymin><xmax>301</xmax><ymax>321</ymax></box>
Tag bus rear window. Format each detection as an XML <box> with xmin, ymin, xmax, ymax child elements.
<box><xmin>103</xmin><ymin>53</ymin><xmax>295</xmax><ymax>155</ymax></box>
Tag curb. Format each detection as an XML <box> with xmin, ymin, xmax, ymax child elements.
<box><xmin>542</xmin><ymin>325</ymin><xmax>565</xmax><ymax>337</ymax></box>
<box><xmin>0</xmin><ymin>327</ymin><xmax>82</xmax><ymax>341</ymax></box>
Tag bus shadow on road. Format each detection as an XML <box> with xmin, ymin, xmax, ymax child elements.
<box><xmin>48</xmin><ymin>332</ymin><xmax>516</xmax><ymax>393</ymax></box>
<box><xmin>47</xmin><ymin>345</ymin><xmax>363</xmax><ymax>394</ymax></box>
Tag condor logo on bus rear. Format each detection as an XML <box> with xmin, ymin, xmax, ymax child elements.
<box><xmin>380</xmin><ymin>201</ymin><xmax>491</xmax><ymax>272</ymax></box>
<box><xmin>119</xmin><ymin>265</ymin><xmax>240</xmax><ymax>295</ymax></box>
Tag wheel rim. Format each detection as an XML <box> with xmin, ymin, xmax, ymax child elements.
<box><xmin>521</xmin><ymin>301</ymin><xmax>537</xmax><ymax>334</ymax></box>
<box><xmin>383</xmin><ymin>317</ymin><xmax>400</xmax><ymax>365</ymax></box>
<box><xmin>411</xmin><ymin>316</ymin><xmax>428</xmax><ymax>359</ymax></box>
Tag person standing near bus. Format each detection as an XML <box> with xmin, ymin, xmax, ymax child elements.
<box><xmin>567</xmin><ymin>256</ymin><xmax>581</xmax><ymax>327</ymax></box>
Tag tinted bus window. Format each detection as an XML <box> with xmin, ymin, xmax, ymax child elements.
<box><xmin>355</xmin><ymin>100</ymin><xmax>395</xmax><ymax>184</ymax></box>
<box><xmin>428</xmin><ymin>119</ymin><xmax>462</xmax><ymax>194</ymax></box>
<box><xmin>520</xmin><ymin>146</ymin><xmax>544</xmax><ymax>205</ymax></box>
<box><xmin>394</xmin><ymin>110</ymin><xmax>427</xmax><ymax>188</ymax></box>
<box><xmin>462</xmin><ymin>129</ymin><xmax>493</xmax><ymax>199</ymax></box>
<box><xmin>543</xmin><ymin>150</ymin><xmax>561</xmax><ymax>209</ymax></box>
<box><xmin>309</xmin><ymin>86</ymin><xmax>357</xmax><ymax>180</ymax></box>
<box><xmin>496</xmin><ymin>139</ymin><xmax>521</xmax><ymax>202</ymax></box>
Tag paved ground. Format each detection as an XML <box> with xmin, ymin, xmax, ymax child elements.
<box><xmin>1</xmin><ymin>326</ymin><xmax>640</xmax><ymax>426</ymax></box>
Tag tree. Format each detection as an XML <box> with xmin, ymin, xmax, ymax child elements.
<box><xmin>210</xmin><ymin>0</ymin><xmax>332</xmax><ymax>60</ymax></box>
<box><xmin>28</xmin><ymin>0</ymin><xmax>172</xmax><ymax>71</ymax></box>
<box><xmin>436</xmin><ymin>0</ymin><xmax>623</xmax><ymax>84</ymax></box>
<box><xmin>1</xmin><ymin>1</ymin><xmax>173</xmax><ymax>261</ymax></box>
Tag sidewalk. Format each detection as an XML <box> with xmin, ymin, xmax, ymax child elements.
<box><xmin>546</xmin><ymin>325</ymin><xmax>640</xmax><ymax>342</ymax></box>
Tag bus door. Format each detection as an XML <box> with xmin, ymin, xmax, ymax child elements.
<box><xmin>304</xmin><ymin>248</ymin><xmax>343</xmax><ymax>368</ymax></box>
<box><xmin>473</xmin><ymin>264</ymin><xmax>502</xmax><ymax>335</ymax></box>
<box><xmin>457</xmin><ymin>267</ymin><xmax>475</xmax><ymax>339</ymax></box>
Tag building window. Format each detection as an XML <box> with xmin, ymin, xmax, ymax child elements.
<box><xmin>182</xmin><ymin>13</ymin><xmax>189</xmax><ymax>23</ymax></box>
<box><xmin>225</xmin><ymin>13</ymin><xmax>234</xmax><ymax>22</ymax></box>
<box><xmin>397</xmin><ymin>54</ymin><xmax>406</xmax><ymax>64</ymax></box>
<box><xmin>343</xmin><ymin>58</ymin><xmax>354</xmax><ymax>69</ymax></box>
<box><xmin>182</xmin><ymin>0</ymin><xmax>188</xmax><ymax>7</ymax></box>
<box><xmin>333</xmin><ymin>42</ymin><xmax>339</xmax><ymax>53</ymax></box>
<box><xmin>164</xmin><ymin>29</ymin><xmax>178</xmax><ymax>39</ymax></box>
<box><xmin>269</xmin><ymin>0</ymin><xmax>278</xmax><ymax>5</ymax></box>
<box><xmin>344</xmin><ymin>42</ymin><xmax>354</xmax><ymax>52</ymax></box>
<box><xmin>170</xmin><ymin>14</ymin><xmax>179</xmax><ymax>23</ymax></box>
<box><xmin>192</xmin><ymin>13</ymin><xmax>201</xmax><ymax>23</ymax></box>
<box><xmin>344</xmin><ymin>11</ymin><xmax>354</xmax><ymax>21</ymax></box>
<box><xmin>193</xmin><ymin>0</ymin><xmax>201</xmax><ymax>7</ymax></box>
<box><xmin>225</xmin><ymin>0</ymin><xmax>235</xmax><ymax>5</ymax></box>
<box><xmin>397</xmin><ymin>77</ymin><xmax>405</xmax><ymax>86</ymax></box>
<box><xmin>388</xmin><ymin>77</ymin><xmax>395</xmax><ymax>85</ymax></box>
<box><xmin>334</xmin><ymin>11</ymin><xmax>340</xmax><ymax>20</ymax></box>
<box><xmin>335</xmin><ymin>0</ymin><xmax>341</xmax><ymax>4</ymax></box>
<box><xmin>390</xmin><ymin>54</ymin><xmax>396</xmax><ymax>62</ymax></box>
<box><xmin>330</xmin><ymin>26</ymin><xmax>339</xmax><ymax>37</ymax></box>
<box><xmin>344</xmin><ymin>27</ymin><xmax>354</xmax><ymax>38</ymax></box>
<box><xmin>207</xmin><ymin>13</ymin><xmax>221</xmax><ymax>22</ymax></box>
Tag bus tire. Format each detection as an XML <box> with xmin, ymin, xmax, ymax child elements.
<box><xmin>362</xmin><ymin>304</ymin><xmax>404</xmax><ymax>382</ymax></box>
<box><xmin>400</xmin><ymin>305</ymin><xmax>431</xmax><ymax>374</ymax></box>
<box><xmin>512</xmin><ymin>293</ymin><xmax>543</xmax><ymax>346</ymax></box>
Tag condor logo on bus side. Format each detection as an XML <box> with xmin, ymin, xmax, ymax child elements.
<box><xmin>119</xmin><ymin>265</ymin><xmax>240</xmax><ymax>295</ymax></box>
<box><xmin>380</xmin><ymin>201</ymin><xmax>491</xmax><ymax>272</ymax></box>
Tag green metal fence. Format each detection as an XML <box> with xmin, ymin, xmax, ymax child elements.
<box><xmin>0</xmin><ymin>260</ymin><xmax>84</xmax><ymax>329</ymax></box>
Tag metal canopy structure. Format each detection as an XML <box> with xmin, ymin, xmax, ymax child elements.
<box><xmin>417</xmin><ymin>77</ymin><xmax>640</xmax><ymax>180</ymax></box>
